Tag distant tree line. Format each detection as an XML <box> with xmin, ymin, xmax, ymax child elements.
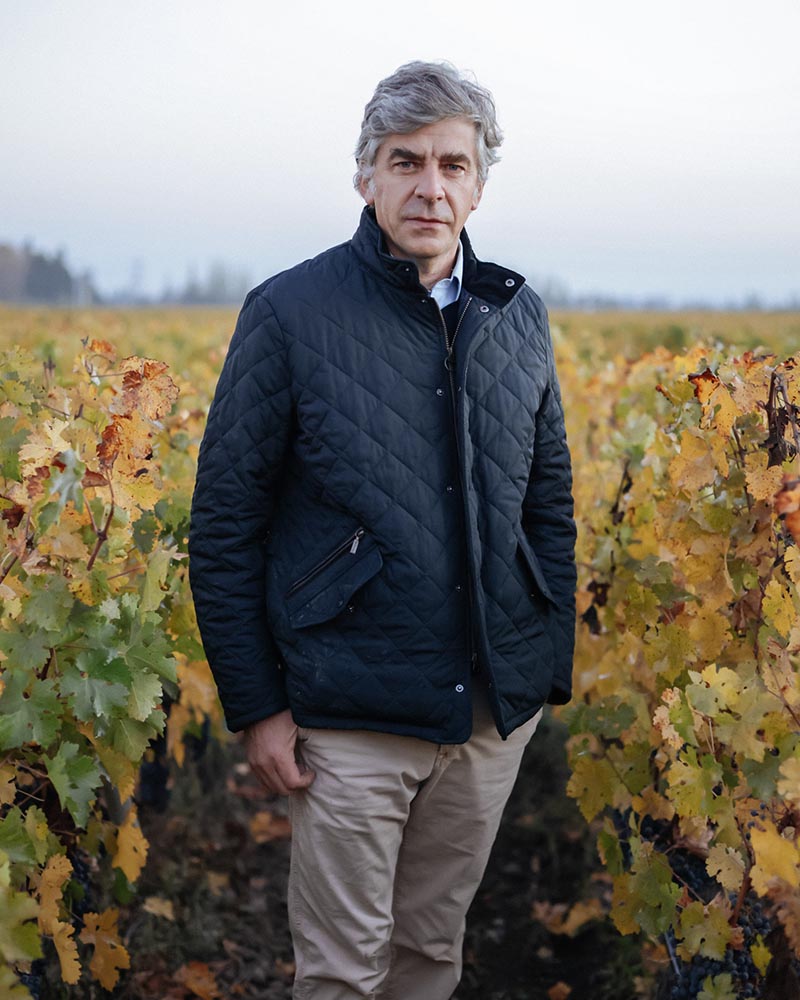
<box><xmin>0</xmin><ymin>243</ymin><xmax>100</xmax><ymax>305</ymax></box>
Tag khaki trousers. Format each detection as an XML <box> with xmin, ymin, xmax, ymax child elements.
<box><xmin>288</xmin><ymin>690</ymin><xmax>542</xmax><ymax>1000</ymax></box>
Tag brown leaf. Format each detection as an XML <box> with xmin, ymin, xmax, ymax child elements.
<box><xmin>80</xmin><ymin>909</ymin><xmax>131</xmax><ymax>991</ymax></box>
<box><xmin>174</xmin><ymin>961</ymin><xmax>223</xmax><ymax>1000</ymax></box>
<box><xmin>548</xmin><ymin>982</ymin><xmax>573</xmax><ymax>1000</ymax></box>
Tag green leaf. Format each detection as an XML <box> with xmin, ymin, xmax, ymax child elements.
<box><xmin>0</xmin><ymin>963</ymin><xmax>37</xmax><ymax>998</ymax></box>
<box><xmin>0</xmin><ymin>883</ymin><xmax>42</xmax><ymax>963</ymax></box>
<box><xmin>140</xmin><ymin>545</ymin><xmax>174</xmax><ymax>613</ymax></box>
<box><xmin>23</xmin><ymin>575</ymin><xmax>74</xmax><ymax>632</ymax></box>
<box><xmin>0</xmin><ymin>630</ymin><xmax>51</xmax><ymax>672</ymax></box>
<box><xmin>0</xmin><ymin>672</ymin><xmax>61</xmax><ymax>751</ymax></box>
<box><xmin>109</xmin><ymin>716</ymin><xmax>159</xmax><ymax>760</ymax></box>
<box><xmin>60</xmin><ymin>651</ymin><xmax>131</xmax><ymax>722</ymax></box>
<box><xmin>628</xmin><ymin>841</ymin><xmax>681</xmax><ymax>937</ymax></box>
<box><xmin>45</xmin><ymin>741</ymin><xmax>101</xmax><ymax>828</ymax></box>
<box><xmin>697</xmin><ymin>972</ymin><xmax>736</xmax><ymax>1000</ymax></box>
<box><xmin>0</xmin><ymin>808</ymin><xmax>39</xmax><ymax>866</ymax></box>
<box><xmin>126</xmin><ymin>671</ymin><xmax>163</xmax><ymax>723</ymax></box>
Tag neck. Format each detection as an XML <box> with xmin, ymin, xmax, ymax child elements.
<box><xmin>416</xmin><ymin>257</ymin><xmax>455</xmax><ymax>290</ymax></box>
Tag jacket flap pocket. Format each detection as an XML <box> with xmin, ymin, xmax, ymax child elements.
<box><xmin>287</xmin><ymin>537</ymin><xmax>383</xmax><ymax>629</ymax></box>
<box><xmin>516</xmin><ymin>530</ymin><xmax>557</xmax><ymax>606</ymax></box>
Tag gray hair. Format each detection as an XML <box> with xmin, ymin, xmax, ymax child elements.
<box><xmin>354</xmin><ymin>60</ymin><xmax>503</xmax><ymax>192</ymax></box>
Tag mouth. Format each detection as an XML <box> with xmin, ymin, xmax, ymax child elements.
<box><xmin>405</xmin><ymin>217</ymin><xmax>448</xmax><ymax>225</ymax></box>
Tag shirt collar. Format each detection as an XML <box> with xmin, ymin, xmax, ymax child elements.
<box><xmin>430</xmin><ymin>241</ymin><xmax>463</xmax><ymax>310</ymax></box>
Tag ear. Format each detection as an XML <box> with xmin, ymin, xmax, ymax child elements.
<box><xmin>359</xmin><ymin>175</ymin><xmax>375</xmax><ymax>206</ymax></box>
<box><xmin>471</xmin><ymin>182</ymin><xmax>484</xmax><ymax>213</ymax></box>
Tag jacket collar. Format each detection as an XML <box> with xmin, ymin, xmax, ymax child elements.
<box><xmin>351</xmin><ymin>206</ymin><xmax>526</xmax><ymax>308</ymax></box>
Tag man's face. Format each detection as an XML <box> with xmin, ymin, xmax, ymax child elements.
<box><xmin>360</xmin><ymin>117</ymin><xmax>483</xmax><ymax>281</ymax></box>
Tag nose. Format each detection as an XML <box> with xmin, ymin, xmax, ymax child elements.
<box><xmin>414</xmin><ymin>163</ymin><xmax>444</xmax><ymax>201</ymax></box>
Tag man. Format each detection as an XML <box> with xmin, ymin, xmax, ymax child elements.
<box><xmin>189</xmin><ymin>60</ymin><xmax>576</xmax><ymax>1000</ymax></box>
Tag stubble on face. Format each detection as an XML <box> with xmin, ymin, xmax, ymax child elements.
<box><xmin>360</xmin><ymin>118</ymin><xmax>483</xmax><ymax>288</ymax></box>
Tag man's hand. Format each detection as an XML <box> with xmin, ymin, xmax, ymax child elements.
<box><xmin>243</xmin><ymin>709</ymin><xmax>316</xmax><ymax>796</ymax></box>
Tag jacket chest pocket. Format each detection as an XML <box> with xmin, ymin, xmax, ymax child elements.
<box><xmin>285</xmin><ymin>527</ymin><xmax>384</xmax><ymax>629</ymax></box>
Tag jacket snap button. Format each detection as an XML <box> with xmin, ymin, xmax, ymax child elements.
<box><xmin>505</xmin><ymin>278</ymin><xmax>515</xmax><ymax>287</ymax></box>
<box><xmin>436</xmin><ymin>387</ymin><xmax>444</xmax><ymax>396</ymax></box>
<box><xmin>455</xmin><ymin>684</ymin><xmax>464</xmax><ymax>693</ymax></box>
<box><xmin>479</xmin><ymin>305</ymin><xmax>490</xmax><ymax>313</ymax></box>
<box><xmin>347</xmin><ymin>604</ymin><xmax>355</xmax><ymax>613</ymax></box>
<box><xmin>446</xmin><ymin>484</ymin><xmax>454</xmax><ymax>493</ymax></box>
<box><xmin>455</xmin><ymin>584</ymin><xmax>463</xmax><ymax>592</ymax></box>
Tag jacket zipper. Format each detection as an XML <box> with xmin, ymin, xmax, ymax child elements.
<box><xmin>286</xmin><ymin>527</ymin><xmax>364</xmax><ymax>596</ymax></box>
<box><xmin>438</xmin><ymin>297</ymin><xmax>480</xmax><ymax>674</ymax></box>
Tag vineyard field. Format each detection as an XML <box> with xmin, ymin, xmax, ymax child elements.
<box><xmin>0</xmin><ymin>304</ymin><xmax>798</xmax><ymax>1000</ymax></box>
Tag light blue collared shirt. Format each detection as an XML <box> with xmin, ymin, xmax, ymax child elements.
<box><xmin>430</xmin><ymin>241</ymin><xmax>463</xmax><ymax>310</ymax></box>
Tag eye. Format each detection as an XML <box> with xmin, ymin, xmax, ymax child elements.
<box><xmin>444</xmin><ymin>163</ymin><xmax>466</xmax><ymax>174</ymax></box>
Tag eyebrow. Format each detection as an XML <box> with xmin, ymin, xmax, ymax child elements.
<box><xmin>387</xmin><ymin>147</ymin><xmax>472</xmax><ymax>166</ymax></box>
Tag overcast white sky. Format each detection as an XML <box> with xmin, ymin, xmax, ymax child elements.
<box><xmin>2</xmin><ymin>0</ymin><xmax>799</xmax><ymax>304</ymax></box>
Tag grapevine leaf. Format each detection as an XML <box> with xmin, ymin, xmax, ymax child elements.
<box><xmin>113</xmin><ymin>807</ymin><xmax>148</xmax><ymax>882</ymax></box>
<box><xmin>744</xmin><ymin>451</ymin><xmax>783</xmax><ymax>503</ymax></box>
<box><xmin>24</xmin><ymin>575</ymin><xmax>75</xmax><ymax>632</ymax></box>
<box><xmin>750</xmin><ymin>822</ymin><xmax>800</xmax><ymax>895</ymax></box>
<box><xmin>697</xmin><ymin>972</ymin><xmax>735</xmax><ymax>1000</ymax></box>
<box><xmin>777</xmin><ymin>756</ymin><xmax>800</xmax><ymax>806</ymax></box>
<box><xmin>0</xmin><ymin>808</ymin><xmax>40</xmax><ymax>865</ymax></box>
<box><xmin>0</xmin><ymin>672</ymin><xmax>61</xmax><ymax>751</ymax></box>
<box><xmin>705</xmin><ymin>844</ymin><xmax>745</xmax><ymax>893</ymax></box>
<box><xmin>0</xmin><ymin>964</ymin><xmax>34</xmax><ymax>998</ymax></box>
<box><xmin>60</xmin><ymin>651</ymin><xmax>131</xmax><ymax>722</ymax></box>
<box><xmin>45</xmin><ymin>741</ymin><xmax>101</xmax><ymax>828</ymax></box>
<box><xmin>109</xmin><ymin>716</ymin><xmax>159</xmax><ymax>761</ymax></box>
<box><xmin>566</xmin><ymin>755</ymin><xmax>617</xmax><ymax>822</ymax></box>
<box><xmin>0</xmin><ymin>629</ymin><xmax>51</xmax><ymax>672</ymax></box>
<box><xmin>127</xmin><ymin>671</ymin><xmax>163</xmax><ymax>722</ymax></box>
<box><xmin>676</xmin><ymin>900</ymin><xmax>732</xmax><ymax>960</ymax></box>
<box><xmin>750</xmin><ymin>935</ymin><xmax>772</xmax><ymax>976</ymax></box>
<box><xmin>79</xmin><ymin>908</ymin><xmax>131</xmax><ymax>990</ymax></box>
<box><xmin>48</xmin><ymin>448</ymin><xmax>86</xmax><ymax>514</ymax></box>
<box><xmin>52</xmin><ymin>918</ymin><xmax>81</xmax><ymax>984</ymax></box>
<box><xmin>0</xmin><ymin>882</ymin><xmax>42</xmax><ymax>963</ymax></box>
<box><xmin>762</xmin><ymin>578</ymin><xmax>797</xmax><ymax>639</ymax></box>
<box><xmin>36</xmin><ymin>853</ymin><xmax>72</xmax><ymax>932</ymax></box>
<box><xmin>140</xmin><ymin>544</ymin><xmax>174</xmax><ymax>613</ymax></box>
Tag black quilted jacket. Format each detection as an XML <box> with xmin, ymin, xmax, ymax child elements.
<box><xmin>189</xmin><ymin>207</ymin><xmax>576</xmax><ymax>743</ymax></box>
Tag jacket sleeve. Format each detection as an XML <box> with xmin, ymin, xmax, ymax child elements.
<box><xmin>188</xmin><ymin>288</ymin><xmax>292</xmax><ymax>731</ymax></box>
<box><xmin>521</xmin><ymin>301</ymin><xmax>577</xmax><ymax>704</ymax></box>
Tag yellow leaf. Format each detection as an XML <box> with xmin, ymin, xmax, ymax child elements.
<box><xmin>610</xmin><ymin>873</ymin><xmax>639</xmax><ymax>935</ymax></box>
<box><xmin>751</xmin><ymin>935</ymin><xmax>772</xmax><ymax>976</ymax></box>
<box><xmin>52</xmin><ymin>919</ymin><xmax>81</xmax><ymax>984</ymax></box>
<box><xmin>0</xmin><ymin>763</ymin><xmax>15</xmax><ymax>807</ymax></box>
<box><xmin>37</xmin><ymin>854</ymin><xmax>72</xmax><ymax>933</ymax></box>
<box><xmin>142</xmin><ymin>895</ymin><xmax>175</xmax><ymax>921</ymax></box>
<box><xmin>762</xmin><ymin>578</ymin><xmax>798</xmax><ymax>639</ymax></box>
<box><xmin>631</xmin><ymin>787</ymin><xmax>675</xmax><ymax>823</ymax></box>
<box><xmin>688</xmin><ymin>608</ymin><xmax>730</xmax><ymax>663</ymax></box>
<box><xmin>705</xmin><ymin>844</ymin><xmax>745</xmax><ymax>892</ymax></box>
<box><xmin>566</xmin><ymin>755</ymin><xmax>617</xmax><ymax>822</ymax></box>
<box><xmin>785</xmin><ymin>546</ymin><xmax>800</xmax><ymax>588</ymax></box>
<box><xmin>80</xmin><ymin>908</ymin><xmax>131</xmax><ymax>990</ymax></box>
<box><xmin>744</xmin><ymin>451</ymin><xmax>783</xmax><ymax>503</ymax></box>
<box><xmin>669</xmin><ymin>431</ymin><xmax>722</xmax><ymax>492</ymax></box>
<box><xmin>113</xmin><ymin>808</ymin><xmax>148</xmax><ymax>882</ymax></box>
<box><xmin>777</xmin><ymin>757</ymin><xmax>800</xmax><ymax>807</ymax></box>
<box><xmin>750</xmin><ymin>822</ymin><xmax>800</xmax><ymax>895</ymax></box>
